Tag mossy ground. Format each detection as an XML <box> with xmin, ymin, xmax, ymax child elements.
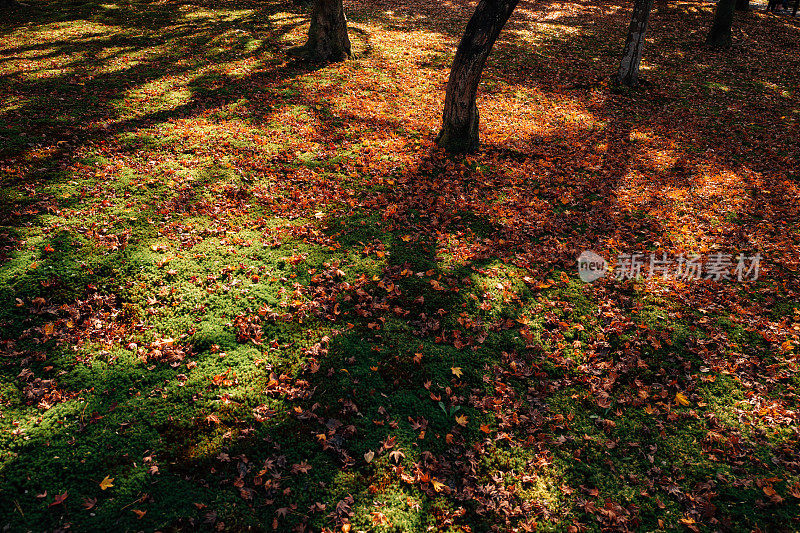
<box><xmin>2</xmin><ymin>0</ymin><xmax>800</xmax><ymax>531</ymax></box>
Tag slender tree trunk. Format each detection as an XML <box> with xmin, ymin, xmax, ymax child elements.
<box><xmin>706</xmin><ymin>0</ymin><xmax>736</xmax><ymax>48</ymax></box>
<box><xmin>294</xmin><ymin>0</ymin><xmax>351</xmax><ymax>62</ymax></box>
<box><xmin>615</xmin><ymin>0</ymin><xmax>654</xmax><ymax>87</ymax></box>
<box><xmin>735</xmin><ymin>0</ymin><xmax>749</xmax><ymax>11</ymax></box>
<box><xmin>436</xmin><ymin>0</ymin><xmax>519</xmax><ymax>153</ymax></box>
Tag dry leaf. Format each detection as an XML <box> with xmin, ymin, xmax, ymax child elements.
<box><xmin>675</xmin><ymin>392</ymin><xmax>690</xmax><ymax>406</ymax></box>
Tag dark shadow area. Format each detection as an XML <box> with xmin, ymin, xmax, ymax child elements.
<box><xmin>1</xmin><ymin>0</ymin><xmax>799</xmax><ymax>530</ymax></box>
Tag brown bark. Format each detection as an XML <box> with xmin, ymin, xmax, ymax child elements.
<box><xmin>706</xmin><ymin>0</ymin><xmax>736</xmax><ymax>48</ymax></box>
<box><xmin>436</xmin><ymin>0</ymin><xmax>519</xmax><ymax>153</ymax></box>
<box><xmin>615</xmin><ymin>0</ymin><xmax>654</xmax><ymax>87</ymax></box>
<box><xmin>294</xmin><ymin>0</ymin><xmax>351</xmax><ymax>62</ymax></box>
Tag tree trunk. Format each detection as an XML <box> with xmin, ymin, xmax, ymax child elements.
<box><xmin>706</xmin><ymin>0</ymin><xmax>736</xmax><ymax>48</ymax></box>
<box><xmin>296</xmin><ymin>0</ymin><xmax>351</xmax><ymax>62</ymax></box>
<box><xmin>436</xmin><ymin>0</ymin><xmax>519</xmax><ymax>153</ymax></box>
<box><xmin>615</xmin><ymin>0</ymin><xmax>654</xmax><ymax>87</ymax></box>
<box><xmin>735</xmin><ymin>0</ymin><xmax>749</xmax><ymax>11</ymax></box>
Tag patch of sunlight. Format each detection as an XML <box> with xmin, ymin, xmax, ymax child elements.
<box><xmin>223</xmin><ymin>8</ymin><xmax>256</xmax><ymax>19</ymax></box>
<box><xmin>517</xmin><ymin>471</ymin><xmax>564</xmax><ymax>516</ymax></box>
<box><xmin>648</xmin><ymin>149</ymin><xmax>680</xmax><ymax>172</ymax></box>
<box><xmin>343</xmin><ymin>481</ymin><xmax>428</xmax><ymax>531</ymax></box>
<box><xmin>205</xmin><ymin>29</ymin><xmax>267</xmax><ymax>60</ymax></box>
<box><xmin>7</xmin><ymin>21</ymin><xmax>118</xmax><ymax>45</ymax></box>
<box><xmin>629</xmin><ymin>130</ymin><xmax>652</xmax><ymax>143</ymax></box>
<box><xmin>0</xmin><ymin>96</ymin><xmax>29</xmax><ymax>114</ymax></box>
<box><xmin>183</xmin><ymin>8</ymin><xmax>222</xmax><ymax>20</ymax></box>
<box><xmin>99</xmin><ymin>3</ymin><xmax>120</xmax><ymax>9</ymax></box>
<box><xmin>93</xmin><ymin>45</ymin><xmax>129</xmax><ymax>61</ymax></box>
<box><xmin>95</xmin><ymin>42</ymin><xmax>173</xmax><ymax>74</ymax></box>
<box><xmin>22</xmin><ymin>68</ymin><xmax>75</xmax><ymax>81</ymax></box>
<box><xmin>213</xmin><ymin>57</ymin><xmax>264</xmax><ymax>77</ymax></box>
<box><xmin>759</xmin><ymin>80</ymin><xmax>793</xmax><ymax>98</ymax></box>
<box><xmin>374</xmin><ymin>28</ymin><xmax>447</xmax><ymax>63</ymax></box>
<box><xmin>706</xmin><ymin>82</ymin><xmax>730</xmax><ymax>92</ymax></box>
<box><xmin>664</xmin><ymin>188</ymin><xmax>689</xmax><ymax>202</ymax></box>
<box><xmin>7</xmin><ymin>35</ymin><xmax>119</xmax><ymax>79</ymax></box>
<box><xmin>270</xmin><ymin>11</ymin><xmax>304</xmax><ymax>23</ymax></box>
<box><xmin>560</xmin><ymin>108</ymin><xmax>599</xmax><ymax>127</ymax></box>
<box><xmin>14</xmin><ymin>47</ymin><xmax>58</xmax><ymax>59</ymax></box>
<box><xmin>115</xmin><ymin>77</ymin><xmax>192</xmax><ymax>119</ymax></box>
<box><xmin>693</xmin><ymin>167</ymin><xmax>748</xmax><ymax>211</ymax></box>
<box><xmin>533</xmin><ymin>23</ymin><xmax>582</xmax><ymax>37</ymax></box>
<box><xmin>244</xmin><ymin>38</ymin><xmax>263</xmax><ymax>53</ymax></box>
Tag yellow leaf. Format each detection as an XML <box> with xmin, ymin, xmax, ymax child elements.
<box><xmin>132</xmin><ymin>509</ymin><xmax>146</xmax><ymax>519</ymax></box>
<box><xmin>43</xmin><ymin>323</ymin><xmax>54</xmax><ymax>336</ymax></box>
<box><xmin>451</xmin><ymin>367</ymin><xmax>463</xmax><ymax>378</ymax></box>
<box><xmin>99</xmin><ymin>476</ymin><xmax>114</xmax><ymax>490</ymax></box>
<box><xmin>455</xmin><ymin>414</ymin><xmax>468</xmax><ymax>427</ymax></box>
<box><xmin>431</xmin><ymin>479</ymin><xmax>446</xmax><ymax>492</ymax></box>
<box><xmin>675</xmin><ymin>392</ymin><xmax>690</xmax><ymax>406</ymax></box>
<box><xmin>401</xmin><ymin>235</ymin><xmax>412</xmax><ymax>242</ymax></box>
<box><xmin>364</xmin><ymin>451</ymin><xmax>374</xmax><ymax>463</ymax></box>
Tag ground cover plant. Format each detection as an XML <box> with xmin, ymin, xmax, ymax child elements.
<box><xmin>1</xmin><ymin>0</ymin><xmax>799</xmax><ymax>530</ymax></box>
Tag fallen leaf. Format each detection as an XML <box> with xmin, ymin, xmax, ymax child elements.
<box><xmin>49</xmin><ymin>491</ymin><xmax>68</xmax><ymax>507</ymax></box>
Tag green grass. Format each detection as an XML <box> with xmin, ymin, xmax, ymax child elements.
<box><xmin>2</xmin><ymin>0</ymin><xmax>800</xmax><ymax>530</ymax></box>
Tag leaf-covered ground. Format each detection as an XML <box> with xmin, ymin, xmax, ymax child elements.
<box><xmin>1</xmin><ymin>0</ymin><xmax>799</xmax><ymax>531</ymax></box>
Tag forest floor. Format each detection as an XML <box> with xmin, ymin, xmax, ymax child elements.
<box><xmin>1</xmin><ymin>0</ymin><xmax>800</xmax><ymax>531</ymax></box>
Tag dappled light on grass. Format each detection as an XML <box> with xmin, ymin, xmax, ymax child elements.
<box><xmin>1</xmin><ymin>0</ymin><xmax>799</xmax><ymax>530</ymax></box>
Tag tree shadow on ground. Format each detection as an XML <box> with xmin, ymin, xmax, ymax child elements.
<box><xmin>2</xmin><ymin>0</ymin><xmax>800</xmax><ymax>530</ymax></box>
